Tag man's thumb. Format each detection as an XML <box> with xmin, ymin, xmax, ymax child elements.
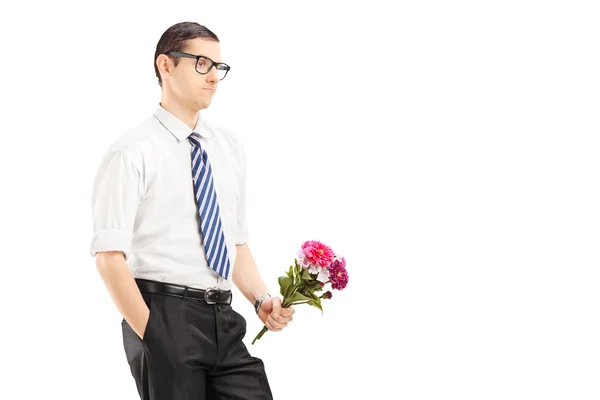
<box><xmin>272</xmin><ymin>296</ymin><xmax>281</xmax><ymax>317</ymax></box>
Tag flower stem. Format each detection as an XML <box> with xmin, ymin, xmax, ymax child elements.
<box><xmin>251</xmin><ymin>325</ymin><xmax>268</xmax><ymax>345</ymax></box>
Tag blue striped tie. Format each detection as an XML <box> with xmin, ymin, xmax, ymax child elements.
<box><xmin>187</xmin><ymin>132</ymin><xmax>231</xmax><ymax>280</ymax></box>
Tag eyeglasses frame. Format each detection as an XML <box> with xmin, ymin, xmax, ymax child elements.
<box><xmin>166</xmin><ymin>51</ymin><xmax>230</xmax><ymax>80</ymax></box>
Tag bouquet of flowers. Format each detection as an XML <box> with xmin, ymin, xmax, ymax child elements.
<box><xmin>251</xmin><ymin>240</ymin><xmax>349</xmax><ymax>344</ymax></box>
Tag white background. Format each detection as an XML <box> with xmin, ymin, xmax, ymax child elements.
<box><xmin>1</xmin><ymin>1</ymin><xmax>599</xmax><ymax>399</ymax></box>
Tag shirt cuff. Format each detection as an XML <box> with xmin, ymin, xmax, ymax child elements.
<box><xmin>90</xmin><ymin>229</ymin><xmax>133</xmax><ymax>261</ymax></box>
<box><xmin>236</xmin><ymin>221</ymin><xmax>249</xmax><ymax>245</ymax></box>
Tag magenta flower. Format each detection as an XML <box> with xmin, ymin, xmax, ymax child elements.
<box><xmin>298</xmin><ymin>240</ymin><xmax>335</xmax><ymax>268</ymax></box>
<box><xmin>336</xmin><ymin>255</ymin><xmax>346</xmax><ymax>268</ymax></box>
<box><xmin>329</xmin><ymin>258</ymin><xmax>349</xmax><ymax>290</ymax></box>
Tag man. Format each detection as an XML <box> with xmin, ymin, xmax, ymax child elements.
<box><xmin>90</xmin><ymin>21</ymin><xmax>294</xmax><ymax>399</ymax></box>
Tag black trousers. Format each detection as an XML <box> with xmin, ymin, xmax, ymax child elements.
<box><xmin>121</xmin><ymin>281</ymin><xmax>273</xmax><ymax>400</ymax></box>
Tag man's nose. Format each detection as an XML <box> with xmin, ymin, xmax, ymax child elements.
<box><xmin>207</xmin><ymin>66</ymin><xmax>219</xmax><ymax>83</ymax></box>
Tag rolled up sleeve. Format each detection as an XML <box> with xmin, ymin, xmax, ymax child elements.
<box><xmin>90</xmin><ymin>149</ymin><xmax>142</xmax><ymax>261</ymax></box>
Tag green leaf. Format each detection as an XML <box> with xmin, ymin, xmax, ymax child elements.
<box><xmin>295</xmin><ymin>263</ymin><xmax>303</xmax><ymax>276</ymax></box>
<box><xmin>301</xmin><ymin>268</ymin><xmax>312</xmax><ymax>280</ymax></box>
<box><xmin>309</xmin><ymin>291</ymin><xmax>324</xmax><ymax>313</ymax></box>
<box><xmin>286</xmin><ymin>265</ymin><xmax>293</xmax><ymax>278</ymax></box>
<box><xmin>306</xmin><ymin>280</ymin><xmax>323</xmax><ymax>292</ymax></box>
<box><xmin>308</xmin><ymin>299</ymin><xmax>323</xmax><ymax>314</ymax></box>
<box><xmin>286</xmin><ymin>291</ymin><xmax>313</xmax><ymax>303</ymax></box>
<box><xmin>278</xmin><ymin>276</ymin><xmax>294</xmax><ymax>298</ymax></box>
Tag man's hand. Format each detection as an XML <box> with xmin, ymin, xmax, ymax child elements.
<box><xmin>258</xmin><ymin>296</ymin><xmax>295</xmax><ymax>332</ymax></box>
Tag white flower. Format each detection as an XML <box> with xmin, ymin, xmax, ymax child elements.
<box><xmin>307</xmin><ymin>264</ymin><xmax>329</xmax><ymax>282</ymax></box>
<box><xmin>316</xmin><ymin>268</ymin><xmax>330</xmax><ymax>283</ymax></box>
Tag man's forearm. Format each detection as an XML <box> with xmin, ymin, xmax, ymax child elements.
<box><xmin>96</xmin><ymin>251</ymin><xmax>149</xmax><ymax>339</ymax></box>
<box><xmin>232</xmin><ymin>244</ymin><xmax>270</xmax><ymax>306</ymax></box>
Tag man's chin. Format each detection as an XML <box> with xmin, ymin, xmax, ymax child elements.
<box><xmin>196</xmin><ymin>98</ymin><xmax>212</xmax><ymax>110</ymax></box>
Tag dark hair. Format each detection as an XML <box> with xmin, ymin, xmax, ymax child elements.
<box><xmin>154</xmin><ymin>22</ymin><xmax>220</xmax><ymax>87</ymax></box>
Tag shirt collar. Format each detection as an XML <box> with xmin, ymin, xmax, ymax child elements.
<box><xmin>153</xmin><ymin>104</ymin><xmax>212</xmax><ymax>141</ymax></box>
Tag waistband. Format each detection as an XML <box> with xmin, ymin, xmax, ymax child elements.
<box><xmin>135</xmin><ymin>278</ymin><xmax>232</xmax><ymax>305</ymax></box>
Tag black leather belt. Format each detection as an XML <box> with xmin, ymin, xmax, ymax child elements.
<box><xmin>135</xmin><ymin>278</ymin><xmax>232</xmax><ymax>305</ymax></box>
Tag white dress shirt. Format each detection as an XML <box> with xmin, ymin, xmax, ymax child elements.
<box><xmin>90</xmin><ymin>104</ymin><xmax>249</xmax><ymax>290</ymax></box>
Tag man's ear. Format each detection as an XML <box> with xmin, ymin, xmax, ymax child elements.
<box><xmin>156</xmin><ymin>54</ymin><xmax>172</xmax><ymax>81</ymax></box>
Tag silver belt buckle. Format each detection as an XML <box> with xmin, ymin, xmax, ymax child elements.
<box><xmin>204</xmin><ymin>287</ymin><xmax>219</xmax><ymax>304</ymax></box>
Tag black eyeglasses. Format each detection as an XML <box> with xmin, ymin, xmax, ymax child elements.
<box><xmin>167</xmin><ymin>51</ymin><xmax>230</xmax><ymax>81</ymax></box>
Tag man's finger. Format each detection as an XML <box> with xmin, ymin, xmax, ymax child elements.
<box><xmin>281</xmin><ymin>307</ymin><xmax>295</xmax><ymax>317</ymax></box>
<box><xmin>271</xmin><ymin>296</ymin><xmax>282</xmax><ymax>318</ymax></box>
<box><xmin>267</xmin><ymin>315</ymin><xmax>286</xmax><ymax>330</ymax></box>
<box><xmin>273</xmin><ymin>312</ymin><xmax>292</xmax><ymax>323</ymax></box>
<box><xmin>268</xmin><ymin>315</ymin><xmax>284</xmax><ymax>329</ymax></box>
<box><xmin>265</xmin><ymin>319</ymin><xmax>274</xmax><ymax>331</ymax></box>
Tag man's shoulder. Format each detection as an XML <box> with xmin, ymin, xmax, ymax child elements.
<box><xmin>100</xmin><ymin>116</ymin><xmax>158</xmax><ymax>171</ymax></box>
<box><xmin>109</xmin><ymin>116</ymin><xmax>157</xmax><ymax>153</ymax></box>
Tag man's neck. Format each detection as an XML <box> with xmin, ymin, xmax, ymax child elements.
<box><xmin>160</xmin><ymin>99</ymin><xmax>199</xmax><ymax>131</ymax></box>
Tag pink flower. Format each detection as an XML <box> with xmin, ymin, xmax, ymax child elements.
<box><xmin>298</xmin><ymin>240</ymin><xmax>334</xmax><ymax>268</ymax></box>
<box><xmin>329</xmin><ymin>258</ymin><xmax>349</xmax><ymax>290</ymax></box>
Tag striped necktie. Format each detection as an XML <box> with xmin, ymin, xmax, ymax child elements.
<box><xmin>187</xmin><ymin>132</ymin><xmax>231</xmax><ymax>280</ymax></box>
